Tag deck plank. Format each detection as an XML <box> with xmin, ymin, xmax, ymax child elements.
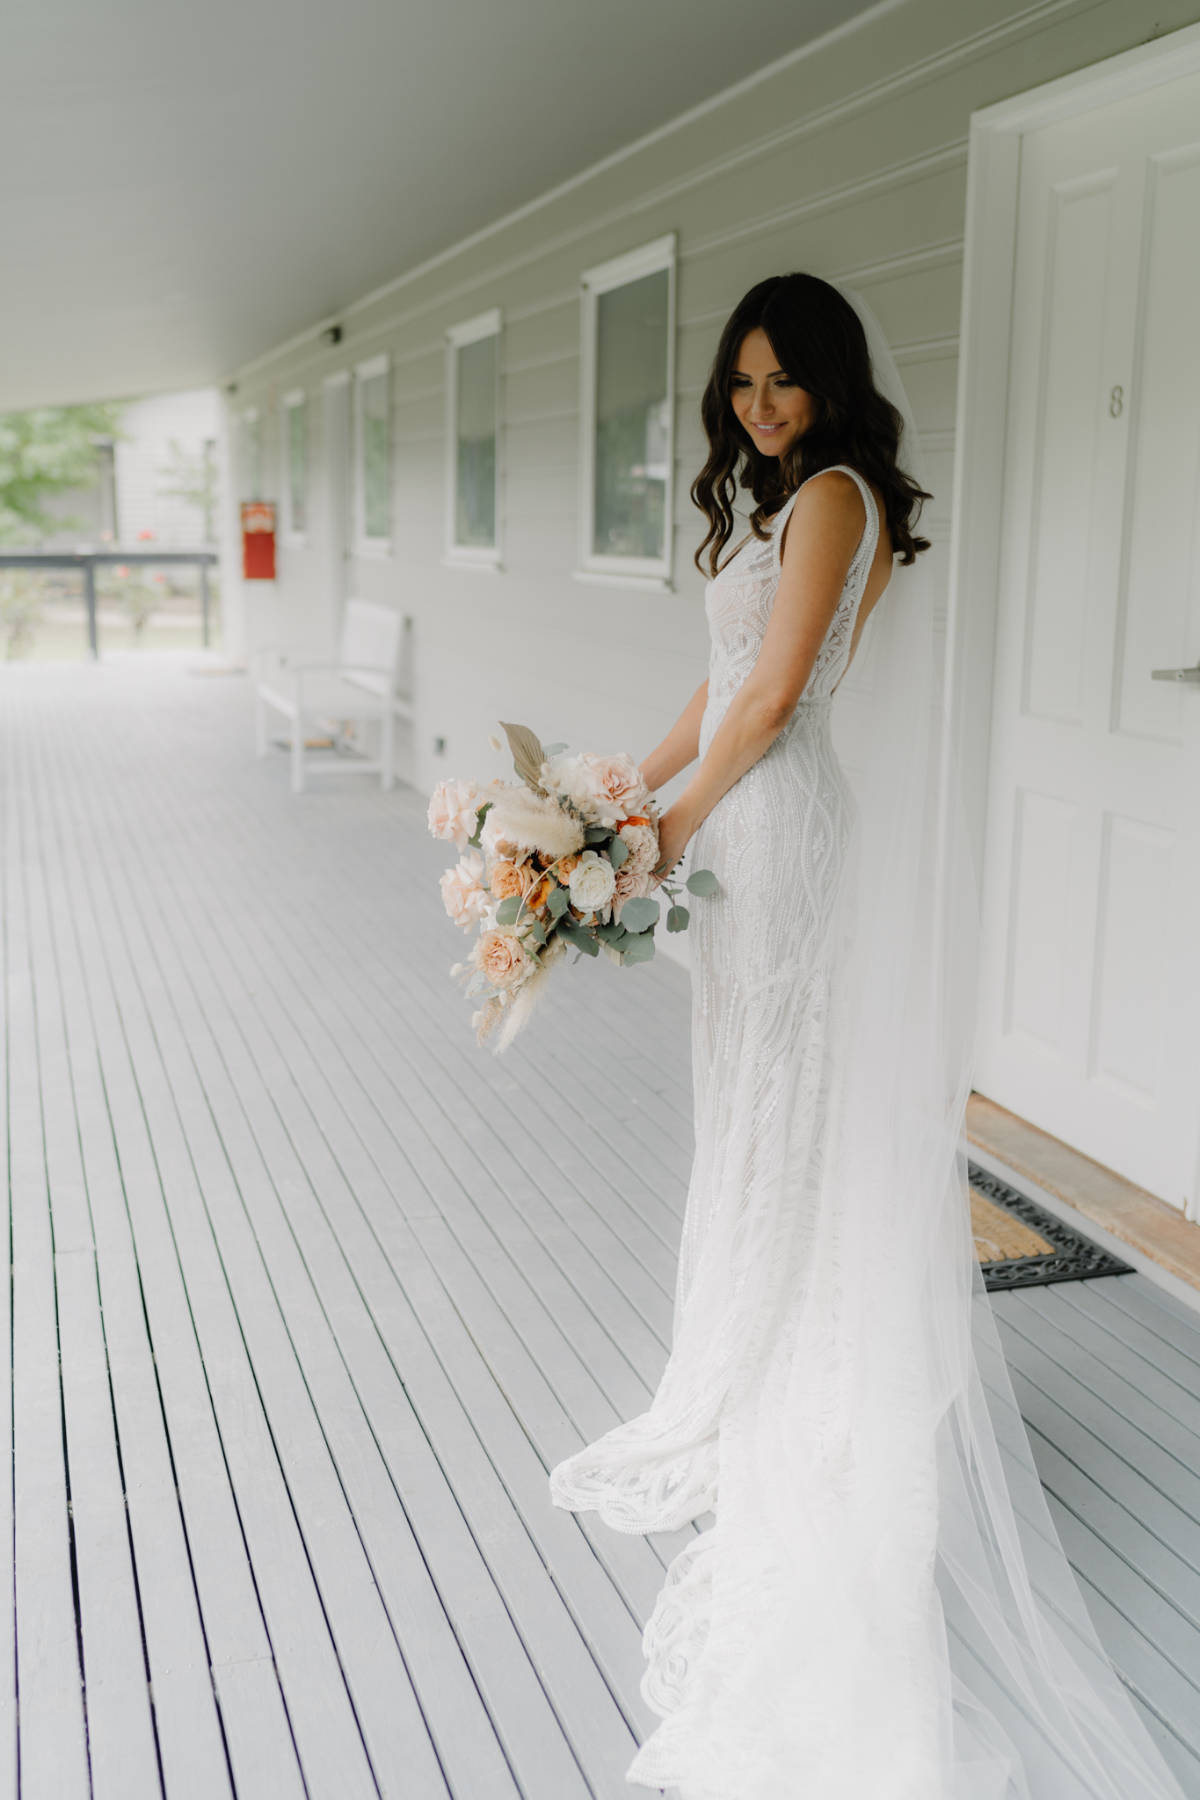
<box><xmin>0</xmin><ymin>708</ymin><xmax>20</xmax><ymax>1796</ymax></box>
<box><xmin>7</xmin><ymin>721</ymin><xmax>94</xmax><ymax>1799</ymax></box>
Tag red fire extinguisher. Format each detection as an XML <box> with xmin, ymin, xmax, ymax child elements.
<box><xmin>241</xmin><ymin>501</ymin><xmax>276</xmax><ymax>580</ymax></box>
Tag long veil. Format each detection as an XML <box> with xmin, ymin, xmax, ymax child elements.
<box><xmin>707</xmin><ymin>280</ymin><xmax>1188</xmax><ymax>1799</ymax></box>
<box><xmin>553</xmin><ymin>282</ymin><xmax>1187</xmax><ymax>1799</ymax></box>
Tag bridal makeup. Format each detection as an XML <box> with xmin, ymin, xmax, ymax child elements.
<box><xmin>729</xmin><ymin>326</ymin><xmax>816</xmax><ymax>458</ymax></box>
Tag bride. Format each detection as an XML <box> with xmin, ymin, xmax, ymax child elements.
<box><xmin>549</xmin><ymin>273</ymin><xmax>1186</xmax><ymax>1800</ymax></box>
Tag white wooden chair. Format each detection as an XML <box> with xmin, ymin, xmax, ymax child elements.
<box><xmin>254</xmin><ymin>599</ymin><xmax>413</xmax><ymax>794</ymax></box>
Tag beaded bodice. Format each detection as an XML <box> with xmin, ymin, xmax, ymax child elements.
<box><xmin>702</xmin><ymin>462</ymin><xmax>880</xmax><ymax>731</ymax></box>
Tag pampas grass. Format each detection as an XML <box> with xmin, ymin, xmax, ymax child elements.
<box><xmin>486</xmin><ymin>785</ymin><xmax>586</xmax><ymax>858</ymax></box>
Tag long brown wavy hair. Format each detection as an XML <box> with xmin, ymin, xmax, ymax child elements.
<box><xmin>691</xmin><ymin>272</ymin><xmax>932</xmax><ymax>578</ymax></box>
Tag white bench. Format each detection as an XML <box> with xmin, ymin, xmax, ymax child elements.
<box><xmin>254</xmin><ymin>599</ymin><xmax>414</xmax><ymax>794</ymax></box>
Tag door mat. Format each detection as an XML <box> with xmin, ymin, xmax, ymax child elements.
<box><xmin>969</xmin><ymin>1161</ymin><xmax>1134</xmax><ymax>1292</ymax></box>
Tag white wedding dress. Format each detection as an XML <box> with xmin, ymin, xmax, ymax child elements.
<box><xmin>550</xmin><ymin>461</ymin><xmax>1187</xmax><ymax>1799</ymax></box>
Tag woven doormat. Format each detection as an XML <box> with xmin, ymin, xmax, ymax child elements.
<box><xmin>969</xmin><ymin>1161</ymin><xmax>1133</xmax><ymax>1292</ymax></box>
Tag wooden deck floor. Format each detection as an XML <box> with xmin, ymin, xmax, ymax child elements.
<box><xmin>2</xmin><ymin>658</ymin><xmax>1198</xmax><ymax>1800</ymax></box>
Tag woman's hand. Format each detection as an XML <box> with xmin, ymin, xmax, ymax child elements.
<box><xmin>650</xmin><ymin>804</ymin><xmax>696</xmax><ymax>886</ymax></box>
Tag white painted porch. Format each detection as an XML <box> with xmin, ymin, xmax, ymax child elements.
<box><xmin>2</xmin><ymin>658</ymin><xmax>1198</xmax><ymax>1799</ymax></box>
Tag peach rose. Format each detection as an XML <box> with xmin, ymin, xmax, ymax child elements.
<box><xmin>612</xmin><ymin>861</ymin><xmax>654</xmax><ymax>921</ymax></box>
<box><xmin>439</xmin><ymin>849</ymin><xmax>490</xmax><ymax>930</ymax></box>
<box><xmin>587</xmin><ymin>752</ymin><xmax>651</xmax><ymax>823</ymax></box>
<box><xmin>478</xmin><ymin>928</ymin><xmax>531</xmax><ymax>990</ymax></box>
<box><xmin>427</xmin><ymin>777</ymin><xmax>483</xmax><ymax>848</ymax></box>
<box><xmin>490</xmin><ymin>858</ymin><xmax>536</xmax><ymax>899</ymax></box>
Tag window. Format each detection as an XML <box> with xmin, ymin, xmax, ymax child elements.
<box><xmin>282</xmin><ymin>390</ymin><xmax>308</xmax><ymax>543</ymax></box>
<box><xmin>445</xmin><ymin>308</ymin><xmax>501</xmax><ymax>567</ymax></box>
<box><xmin>241</xmin><ymin>406</ymin><xmax>263</xmax><ymax>501</ymax></box>
<box><xmin>578</xmin><ymin>233</ymin><xmax>676</xmax><ymax>587</ymax></box>
<box><xmin>353</xmin><ymin>353</ymin><xmax>391</xmax><ymax>552</ymax></box>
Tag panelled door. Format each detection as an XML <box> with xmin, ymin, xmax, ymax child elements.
<box><xmin>974</xmin><ymin>69</ymin><xmax>1200</xmax><ymax>1217</ymax></box>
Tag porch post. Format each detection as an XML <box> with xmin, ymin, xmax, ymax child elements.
<box><xmin>83</xmin><ymin>558</ymin><xmax>98</xmax><ymax>660</ymax></box>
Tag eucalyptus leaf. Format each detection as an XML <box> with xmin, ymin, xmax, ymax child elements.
<box><xmin>542</xmin><ymin>741</ymin><xmax>568</xmax><ymax>756</ymax></box>
<box><xmin>466</xmin><ymin>798</ymin><xmax>493</xmax><ymax>848</ymax></box>
<box><xmin>666</xmin><ymin>904</ymin><xmax>690</xmax><ymax>932</ymax></box>
<box><xmin>495</xmin><ymin>895</ymin><xmax>523</xmax><ymax>925</ymax></box>
<box><xmin>584</xmin><ymin>824</ymin><xmax>612</xmax><ymax>844</ymax></box>
<box><xmin>685</xmin><ymin>867</ymin><xmax>720</xmax><ymax>896</ymax></box>
<box><xmin>622</xmin><ymin>932</ymin><xmax>656</xmax><ymax>965</ymax></box>
<box><xmin>547</xmin><ymin>885</ymin><xmax>570</xmax><ymax>919</ymax></box>
<box><xmin>498</xmin><ymin>719</ymin><xmax>548</xmax><ymax>793</ymax></box>
<box><xmin>617</xmin><ymin>895</ymin><xmax>660</xmax><ymax>934</ymax></box>
<box><xmin>608</xmin><ymin>834</ymin><xmax>630</xmax><ymax>869</ymax></box>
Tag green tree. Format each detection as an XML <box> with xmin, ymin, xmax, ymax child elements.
<box><xmin>0</xmin><ymin>401</ymin><xmax>128</xmax><ymax>545</ymax></box>
<box><xmin>0</xmin><ymin>569</ymin><xmax>45</xmax><ymax>658</ymax></box>
<box><xmin>158</xmin><ymin>435</ymin><xmax>218</xmax><ymax>542</ymax></box>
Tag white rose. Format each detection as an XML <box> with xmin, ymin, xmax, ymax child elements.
<box><xmin>567</xmin><ymin>849</ymin><xmax>616</xmax><ymax>913</ymax></box>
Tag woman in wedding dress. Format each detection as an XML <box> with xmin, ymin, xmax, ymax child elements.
<box><xmin>550</xmin><ymin>273</ymin><xmax>1187</xmax><ymax>1800</ymax></box>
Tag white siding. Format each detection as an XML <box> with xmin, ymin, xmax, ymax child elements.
<box><xmin>114</xmin><ymin>387</ymin><xmax>220</xmax><ymax>546</ymax></box>
<box><xmin>220</xmin><ymin>0</ymin><xmax>1198</xmax><ymax>969</ymax></box>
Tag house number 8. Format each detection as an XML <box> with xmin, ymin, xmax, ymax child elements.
<box><xmin>1109</xmin><ymin>384</ymin><xmax>1124</xmax><ymax>417</ymax></box>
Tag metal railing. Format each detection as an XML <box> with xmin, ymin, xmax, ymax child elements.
<box><xmin>0</xmin><ymin>547</ymin><xmax>219</xmax><ymax>658</ymax></box>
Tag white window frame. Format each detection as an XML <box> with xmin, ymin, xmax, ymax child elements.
<box><xmin>575</xmin><ymin>232</ymin><xmax>676</xmax><ymax>591</ymax></box>
<box><xmin>352</xmin><ymin>352</ymin><xmax>392</xmax><ymax>557</ymax></box>
<box><xmin>445</xmin><ymin>307</ymin><xmax>502</xmax><ymax>571</ymax></box>
<box><xmin>281</xmin><ymin>388</ymin><xmax>308</xmax><ymax>548</ymax></box>
<box><xmin>241</xmin><ymin>405</ymin><xmax>262</xmax><ymax>502</ymax></box>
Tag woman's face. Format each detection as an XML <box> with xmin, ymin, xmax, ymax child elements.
<box><xmin>729</xmin><ymin>327</ymin><xmax>816</xmax><ymax>458</ymax></box>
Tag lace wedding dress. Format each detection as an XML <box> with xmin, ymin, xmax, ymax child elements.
<box><xmin>550</xmin><ymin>450</ymin><xmax>1187</xmax><ymax>1797</ymax></box>
<box><xmin>550</xmin><ymin>463</ymin><xmax>899</xmax><ymax>1789</ymax></box>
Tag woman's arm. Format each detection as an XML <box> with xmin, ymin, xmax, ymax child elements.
<box><xmin>638</xmin><ymin>676</ymin><xmax>709</xmax><ymax>793</ymax></box>
<box><xmin>663</xmin><ymin>474</ymin><xmax>866</xmax><ymax>848</ymax></box>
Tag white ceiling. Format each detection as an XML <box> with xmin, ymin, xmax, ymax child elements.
<box><xmin>0</xmin><ymin>0</ymin><xmax>878</xmax><ymax>411</ymax></box>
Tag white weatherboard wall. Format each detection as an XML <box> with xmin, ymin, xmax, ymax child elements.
<box><xmin>221</xmin><ymin>0</ymin><xmax>1200</xmax><ymax>980</ymax></box>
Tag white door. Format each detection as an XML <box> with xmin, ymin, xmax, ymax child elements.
<box><xmin>321</xmin><ymin>372</ymin><xmax>353</xmax><ymax>650</ymax></box>
<box><xmin>975</xmin><ymin>70</ymin><xmax>1200</xmax><ymax>1217</ymax></box>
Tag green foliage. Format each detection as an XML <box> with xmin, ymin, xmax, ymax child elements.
<box><xmin>616</xmin><ymin>895</ymin><xmax>659</xmax><ymax>934</ymax></box>
<box><xmin>685</xmin><ymin>867</ymin><xmax>720</xmax><ymax>895</ymax></box>
<box><xmin>122</xmin><ymin>578</ymin><xmax>158</xmax><ymax>637</ymax></box>
<box><xmin>158</xmin><ymin>436</ymin><xmax>217</xmax><ymax>542</ymax></box>
<box><xmin>621</xmin><ymin>932</ymin><xmax>656</xmax><ymax>965</ymax></box>
<box><xmin>0</xmin><ymin>401</ymin><xmax>128</xmax><ymax>545</ymax></box>
<box><xmin>666</xmin><ymin>904</ymin><xmax>690</xmax><ymax>932</ymax></box>
<box><xmin>0</xmin><ymin>569</ymin><xmax>46</xmax><ymax>659</ymax></box>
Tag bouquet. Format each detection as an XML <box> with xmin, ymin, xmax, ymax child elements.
<box><xmin>427</xmin><ymin>719</ymin><xmax>719</xmax><ymax>1052</ymax></box>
